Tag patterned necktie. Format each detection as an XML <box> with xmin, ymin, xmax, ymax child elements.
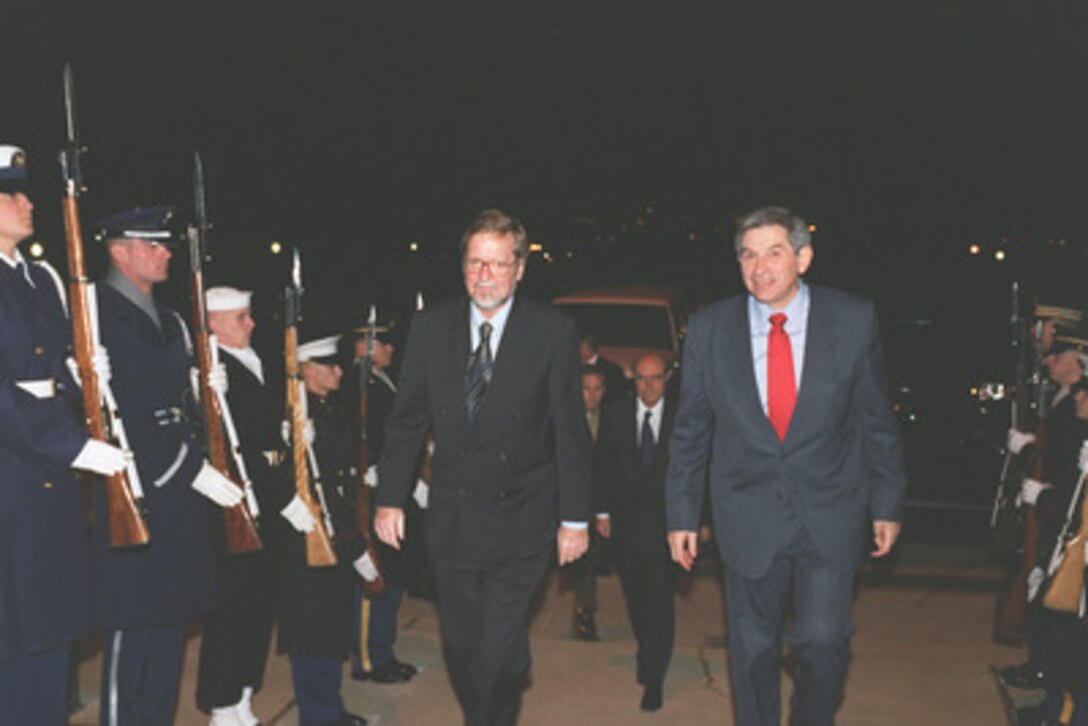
<box><xmin>767</xmin><ymin>312</ymin><xmax>796</xmax><ymax>441</ymax></box>
<box><xmin>640</xmin><ymin>409</ymin><xmax>655</xmax><ymax>469</ymax></box>
<box><xmin>464</xmin><ymin>321</ymin><xmax>493</xmax><ymax>421</ymax></box>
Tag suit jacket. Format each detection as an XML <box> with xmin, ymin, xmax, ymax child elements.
<box><xmin>596</xmin><ymin>394</ymin><xmax>676</xmax><ymax>555</ymax></box>
<box><xmin>377</xmin><ymin>295</ymin><xmax>592</xmax><ymax>566</ymax></box>
<box><xmin>665</xmin><ymin>286</ymin><xmax>906</xmax><ymax>578</ymax></box>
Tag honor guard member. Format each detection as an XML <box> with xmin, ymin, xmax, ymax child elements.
<box><xmin>197</xmin><ymin>286</ymin><xmax>295</xmax><ymax>726</ymax></box>
<box><xmin>92</xmin><ymin>206</ymin><xmax>244</xmax><ymax>726</ymax></box>
<box><xmin>348</xmin><ymin>313</ymin><xmax>422</xmax><ymax>684</ymax></box>
<box><xmin>0</xmin><ymin>145</ymin><xmax>128</xmax><ymax>723</ymax></box>
<box><xmin>278</xmin><ymin>334</ymin><xmax>370</xmax><ymax>726</ymax></box>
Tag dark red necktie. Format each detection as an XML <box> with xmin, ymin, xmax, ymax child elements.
<box><xmin>767</xmin><ymin>312</ymin><xmax>796</xmax><ymax>441</ymax></box>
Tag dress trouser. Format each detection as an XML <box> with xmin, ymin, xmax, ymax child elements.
<box><xmin>290</xmin><ymin>655</ymin><xmax>345</xmax><ymax>725</ymax></box>
<box><xmin>722</xmin><ymin>503</ymin><xmax>855</xmax><ymax>726</ymax></box>
<box><xmin>197</xmin><ymin>547</ymin><xmax>279</xmax><ymax>710</ymax></box>
<box><xmin>615</xmin><ymin>540</ymin><xmax>675</xmax><ymax>688</ymax></box>
<box><xmin>353</xmin><ymin>582</ymin><xmax>403</xmax><ymax>673</ymax></box>
<box><xmin>431</xmin><ymin>547</ymin><xmax>550</xmax><ymax>726</ymax></box>
<box><xmin>0</xmin><ymin>646</ymin><xmax>68</xmax><ymax>725</ymax></box>
<box><xmin>99</xmin><ymin>625</ymin><xmax>186</xmax><ymax>726</ymax></box>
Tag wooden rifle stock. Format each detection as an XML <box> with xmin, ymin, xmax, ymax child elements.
<box><xmin>994</xmin><ymin>426</ymin><xmax>1046</xmax><ymax>645</ymax></box>
<box><xmin>356</xmin><ymin>355</ymin><xmax>385</xmax><ymax>595</ymax></box>
<box><xmin>190</xmin><ymin>276</ymin><xmax>261</xmax><ymax>554</ymax></box>
<box><xmin>285</xmin><ymin>324</ymin><xmax>337</xmax><ymax>567</ymax></box>
<box><xmin>59</xmin><ymin>82</ymin><xmax>150</xmax><ymax>548</ymax></box>
<box><xmin>1043</xmin><ymin>469</ymin><xmax>1088</xmax><ymax>613</ymax></box>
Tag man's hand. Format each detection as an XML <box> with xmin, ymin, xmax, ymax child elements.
<box><xmin>375</xmin><ymin>506</ymin><xmax>405</xmax><ymax>549</ymax></box>
<box><xmin>557</xmin><ymin>525</ymin><xmax>589</xmax><ymax>565</ymax></box>
<box><xmin>594</xmin><ymin>516</ymin><xmax>611</xmax><ymax>539</ymax></box>
<box><xmin>872</xmin><ymin>520</ymin><xmax>901</xmax><ymax>558</ymax></box>
<box><xmin>669</xmin><ymin>530</ymin><xmax>698</xmax><ymax>571</ymax></box>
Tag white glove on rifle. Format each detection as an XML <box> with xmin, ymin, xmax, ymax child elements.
<box><xmin>281</xmin><ymin>419</ymin><xmax>315</xmax><ymax>447</ymax></box>
<box><xmin>191</xmin><ymin>461</ymin><xmax>244</xmax><ymax>508</ymax></box>
<box><xmin>71</xmin><ymin>439</ymin><xmax>130</xmax><ymax>476</ymax></box>
<box><xmin>207</xmin><ymin>362</ymin><xmax>229</xmax><ymax>396</ymax></box>
<box><xmin>354</xmin><ymin>552</ymin><xmax>380</xmax><ymax>582</ymax></box>
<box><xmin>92</xmin><ymin>346</ymin><xmax>112</xmax><ymax>386</ymax></box>
<box><xmin>280</xmin><ymin>494</ymin><xmax>316</xmax><ymax>534</ymax></box>
<box><xmin>413</xmin><ymin>479</ymin><xmax>429</xmax><ymax>509</ymax></box>
<box><xmin>1007</xmin><ymin>428</ymin><xmax>1036</xmax><ymax>456</ymax></box>
<box><xmin>363</xmin><ymin>464</ymin><xmax>378</xmax><ymax>488</ymax></box>
<box><xmin>1017</xmin><ymin>478</ymin><xmax>1051</xmax><ymax>507</ymax></box>
<box><xmin>1079</xmin><ymin>440</ymin><xmax>1088</xmax><ymax>473</ymax></box>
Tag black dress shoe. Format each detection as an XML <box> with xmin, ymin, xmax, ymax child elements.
<box><xmin>572</xmin><ymin>609</ymin><xmax>600</xmax><ymax>641</ymax></box>
<box><xmin>363</xmin><ymin>659</ymin><xmax>414</xmax><ymax>684</ymax></box>
<box><xmin>334</xmin><ymin>712</ymin><xmax>368</xmax><ymax>726</ymax></box>
<box><xmin>640</xmin><ymin>684</ymin><xmax>663</xmax><ymax>712</ymax></box>
<box><xmin>391</xmin><ymin>657</ymin><xmax>418</xmax><ymax>678</ymax></box>
<box><xmin>999</xmin><ymin>662</ymin><xmax>1045</xmax><ymax>690</ymax></box>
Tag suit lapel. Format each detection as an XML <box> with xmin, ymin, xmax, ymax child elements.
<box><xmin>722</xmin><ymin>298</ymin><xmax>779</xmax><ymax>443</ymax></box>
<box><xmin>787</xmin><ymin>287</ymin><xmax>836</xmax><ymax>442</ymax></box>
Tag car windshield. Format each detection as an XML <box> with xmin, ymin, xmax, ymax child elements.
<box><xmin>555</xmin><ymin>303</ymin><xmax>674</xmax><ymax>350</ymax></box>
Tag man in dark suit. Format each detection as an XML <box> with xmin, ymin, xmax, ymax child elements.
<box><xmin>579</xmin><ymin>331</ymin><xmax>629</xmax><ymax>403</ymax></box>
<box><xmin>665</xmin><ymin>206</ymin><xmax>906</xmax><ymax>726</ymax></box>
<box><xmin>375</xmin><ymin>208</ymin><xmax>592</xmax><ymax>726</ymax></box>
<box><xmin>596</xmin><ymin>352</ymin><xmax>678</xmax><ymax>712</ymax></box>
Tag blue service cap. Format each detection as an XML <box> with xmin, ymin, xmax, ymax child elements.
<box><xmin>0</xmin><ymin>144</ymin><xmax>29</xmax><ymax>193</ymax></box>
<box><xmin>93</xmin><ymin>205</ymin><xmax>182</xmax><ymax>245</ymax></box>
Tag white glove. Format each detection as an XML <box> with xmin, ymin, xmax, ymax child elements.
<box><xmin>281</xmin><ymin>419</ymin><xmax>315</xmax><ymax>447</ymax></box>
<box><xmin>354</xmin><ymin>552</ymin><xmax>380</xmax><ymax>582</ymax></box>
<box><xmin>92</xmin><ymin>346</ymin><xmax>112</xmax><ymax>386</ymax></box>
<box><xmin>207</xmin><ymin>362</ymin><xmax>228</xmax><ymax>396</ymax></box>
<box><xmin>66</xmin><ymin>356</ymin><xmax>82</xmax><ymax>389</ymax></box>
<box><xmin>1007</xmin><ymin>428</ymin><xmax>1036</xmax><ymax>456</ymax></box>
<box><xmin>1079</xmin><ymin>440</ymin><xmax>1088</xmax><ymax>473</ymax></box>
<box><xmin>1027</xmin><ymin>565</ymin><xmax>1046</xmax><ymax>602</ymax></box>
<box><xmin>1017</xmin><ymin>478</ymin><xmax>1051</xmax><ymax>507</ymax></box>
<box><xmin>364</xmin><ymin>464</ymin><xmax>379</xmax><ymax>488</ymax></box>
<box><xmin>191</xmin><ymin>461</ymin><xmax>244</xmax><ymax>507</ymax></box>
<box><xmin>413</xmin><ymin>479</ymin><xmax>429</xmax><ymax>509</ymax></box>
<box><xmin>280</xmin><ymin>494</ymin><xmax>316</xmax><ymax>533</ymax></box>
<box><xmin>71</xmin><ymin>438</ymin><xmax>130</xmax><ymax>476</ymax></box>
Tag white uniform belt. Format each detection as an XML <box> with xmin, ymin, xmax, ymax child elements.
<box><xmin>15</xmin><ymin>378</ymin><xmax>57</xmax><ymax>399</ymax></box>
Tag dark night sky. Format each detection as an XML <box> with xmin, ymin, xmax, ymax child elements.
<box><xmin>3</xmin><ymin>1</ymin><xmax>1085</xmax><ymax>376</ymax></box>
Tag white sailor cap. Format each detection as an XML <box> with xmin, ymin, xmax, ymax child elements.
<box><xmin>298</xmin><ymin>335</ymin><xmax>342</xmax><ymax>364</ymax></box>
<box><xmin>206</xmin><ymin>286</ymin><xmax>253</xmax><ymax>312</ymax></box>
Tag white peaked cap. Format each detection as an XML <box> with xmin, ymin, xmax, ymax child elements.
<box><xmin>298</xmin><ymin>335</ymin><xmax>342</xmax><ymax>363</ymax></box>
<box><xmin>206</xmin><ymin>286</ymin><xmax>253</xmax><ymax>312</ymax></box>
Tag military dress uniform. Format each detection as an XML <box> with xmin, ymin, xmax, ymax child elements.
<box><xmin>0</xmin><ymin>253</ymin><xmax>96</xmax><ymax>725</ymax></box>
<box><xmin>92</xmin><ymin>211</ymin><xmax>219</xmax><ymax>726</ymax></box>
<box><xmin>279</xmin><ymin>370</ymin><xmax>367</xmax><ymax>725</ymax></box>
<box><xmin>196</xmin><ymin>336</ymin><xmax>294</xmax><ymax>719</ymax></box>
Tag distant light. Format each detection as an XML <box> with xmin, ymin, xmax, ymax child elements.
<box><xmin>270</xmin><ymin>241</ymin><xmax>282</xmax><ymax>255</ymax></box>
<box><xmin>28</xmin><ymin>241</ymin><xmax>44</xmax><ymax>258</ymax></box>
<box><xmin>542</xmin><ymin>252</ymin><xmax>553</xmax><ymax>262</ymax></box>
<box><xmin>969</xmin><ymin>386</ymin><xmax>979</xmax><ymax>397</ymax></box>
<box><xmin>968</xmin><ymin>243</ymin><xmax>981</xmax><ymax>255</ymax></box>
<box><xmin>529</xmin><ymin>242</ymin><xmax>544</xmax><ymax>253</ymax></box>
<box><xmin>908</xmin><ymin>414</ymin><xmax>917</xmax><ymax>422</ymax></box>
<box><xmin>408</xmin><ymin>241</ymin><xmax>420</xmax><ymax>253</ymax></box>
<box><xmin>994</xmin><ymin>249</ymin><xmax>1006</xmax><ymax>262</ymax></box>
<box><xmin>566</xmin><ymin>251</ymin><xmax>574</xmax><ymax>259</ymax></box>
<box><xmin>808</xmin><ymin>224</ymin><xmax>817</xmax><ymax>233</ymax></box>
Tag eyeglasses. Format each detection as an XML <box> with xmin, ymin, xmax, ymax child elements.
<box><xmin>464</xmin><ymin>258</ymin><xmax>518</xmax><ymax>275</ymax></box>
<box><xmin>634</xmin><ymin>374</ymin><xmax>667</xmax><ymax>382</ymax></box>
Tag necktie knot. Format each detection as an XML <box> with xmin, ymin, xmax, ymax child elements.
<box><xmin>770</xmin><ymin>312</ymin><xmax>787</xmax><ymax>331</ymax></box>
<box><xmin>479</xmin><ymin>321</ymin><xmax>492</xmax><ymax>342</ymax></box>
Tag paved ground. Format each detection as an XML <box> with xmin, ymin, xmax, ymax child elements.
<box><xmin>69</xmin><ymin>549</ymin><xmax>1028</xmax><ymax>725</ymax></box>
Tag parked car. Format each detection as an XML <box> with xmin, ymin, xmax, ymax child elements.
<box><xmin>551</xmin><ymin>286</ymin><xmax>689</xmax><ymax>377</ymax></box>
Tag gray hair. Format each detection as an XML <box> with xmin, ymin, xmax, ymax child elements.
<box><xmin>460</xmin><ymin>208</ymin><xmax>529</xmax><ymax>260</ymax></box>
<box><xmin>734</xmin><ymin>206</ymin><xmax>811</xmax><ymax>255</ymax></box>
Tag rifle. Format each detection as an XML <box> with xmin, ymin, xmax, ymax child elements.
<box><xmin>1042</xmin><ymin>457</ymin><xmax>1088</xmax><ymax>613</ymax></box>
<box><xmin>59</xmin><ymin>63</ymin><xmax>150</xmax><ymax>548</ymax></box>
<box><xmin>355</xmin><ymin>305</ymin><xmax>386</xmax><ymax>595</ymax></box>
<box><xmin>188</xmin><ymin>152</ymin><xmax>262</xmax><ymax>554</ymax></box>
<box><xmin>284</xmin><ymin>249</ymin><xmax>337</xmax><ymax>567</ymax></box>
<box><xmin>991</xmin><ymin>283</ymin><xmax>1049</xmax><ymax>644</ymax></box>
